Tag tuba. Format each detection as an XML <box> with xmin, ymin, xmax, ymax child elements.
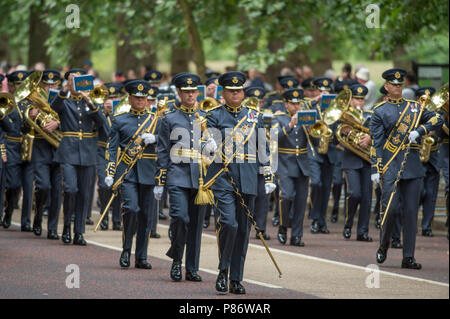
<box><xmin>199</xmin><ymin>97</ymin><xmax>219</xmax><ymax>111</ymax></box>
<box><xmin>0</xmin><ymin>92</ymin><xmax>16</xmax><ymax>120</ymax></box>
<box><xmin>325</xmin><ymin>89</ymin><xmax>371</xmax><ymax>162</ymax></box>
<box><xmin>14</xmin><ymin>71</ymin><xmax>63</xmax><ymax>160</ymax></box>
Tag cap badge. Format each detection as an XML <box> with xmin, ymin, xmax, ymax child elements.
<box><xmin>18</xmin><ymin>72</ymin><xmax>23</xmax><ymax>79</ymax></box>
<box><xmin>254</xmin><ymin>90</ymin><xmax>260</xmax><ymax>97</ymax></box>
<box><xmin>287</xmin><ymin>80</ymin><xmax>293</xmax><ymax>87</ymax></box>
<box><xmin>357</xmin><ymin>87</ymin><xmax>363</xmax><ymax>94</ymax></box>
<box><xmin>323</xmin><ymin>80</ymin><xmax>329</xmax><ymax>86</ymax></box>
<box><xmin>109</xmin><ymin>87</ymin><xmax>115</xmax><ymax>93</ymax></box>
<box><xmin>151</xmin><ymin>73</ymin><xmax>157</xmax><ymax>79</ymax></box>
<box><xmin>137</xmin><ymin>84</ymin><xmax>144</xmax><ymax>91</ymax></box>
<box><xmin>149</xmin><ymin>89</ymin><xmax>154</xmax><ymax>95</ymax></box>
<box><xmin>187</xmin><ymin>78</ymin><xmax>193</xmax><ymax>85</ymax></box>
<box><xmin>214</xmin><ymin>79</ymin><xmax>219</xmax><ymax>85</ymax></box>
<box><xmin>395</xmin><ymin>72</ymin><xmax>400</xmax><ymax>79</ymax></box>
<box><xmin>232</xmin><ymin>76</ymin><xmax>238</xmax><ymax>84</ymax></box>
<box><xmin>48</xmin><ymin>72</ymin><xmax>54</xmax><ymax>79</ymax></box>
<box><xmin>425</xmin><ymin>89</ymin><xmax>430</xmax><ymax>96</ymax></box>
<box><xmin>293</xmin><ymin>90</ymin><xmax>299</xmax><ymax>97</ymax></box>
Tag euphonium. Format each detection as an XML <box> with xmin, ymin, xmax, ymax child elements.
<box><xmin>309</xmin><ymin>121</ymin><xmax>332</xmax><ymax>154</ymax></box>
<box><xmin>14</xmin><ymin>71</ymin><xmax>63</xmax><ymax>160</ymax></box>
<box><xmin>419</xmin><ymin>135</ymin><xmax>434</xmax><ymax>163</ymax></box>
<box><xmin>0</xmin><ymin>92</ymin><xmax>16</xmax><ymax>120</ymax></box>
<box><xmin>242</xmin><ymin>97</ymin><xmax>260</xmax><ymax>111</ymax></box>
<box><xmin>199</xmin><ymin>97</ymin><xmax>219</xmax><ymax>111</ymax></box>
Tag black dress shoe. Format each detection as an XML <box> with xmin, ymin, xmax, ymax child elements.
<box><xmin>310</xmin><ymin>221</ymin><xmax>319</xmax><ymax>234</ymax></box>
<box><xmin>290</xmin><ymin>236</ymin><xmax>305</xmax><ymax>247</ymax></box>
<box><xmin>120</xmin><ymin>250</ymin><xmax>131</xmax><ymax>268</ymax></box>
<box><xmin>150</xmin><ymin>232</ymin><xmax>161</xmax><ymax>239</ymax></box>
<box><xmin>73</xmin><ymin>233</ymin><xmax>87</xmax><ymax>246</ymax></box>
<box><xmin>100</xmin><ymin>219</ymin><xmax>108</xmax><ymax>231</ymax></box>
<box><xmin>330</xmin><ymin>214</ymin><xmax>338</xmax><ymax>223</ymax></box>
<box><xmin>319</xmin><ymin>225</ymin><xmax>330</xmax><ymax>234</ymax></box>
<box><xmin>215</xmin><ymin>269</ymin><xmax>228</xmax><ymax>294</ymax></box>
<box><xmin>277</xmin><ymin>226</ymin><xmax>287</xmax><ymax>244</ymax></box>
<box><xmin>356</xmin><ymin>234</ymin><xmax>373</xmax><ymax>242</ymax></box>
<box><xmin>422</xmin><ymin>229</ymin><xmax>433</xmax><ymax>237</ymax></box>
<box><xmin>21</xmin><ymin>224</ymin><xmax>32</xmax><ymax>232</ymax></box>
<box><xmin>170</xmin><ymin>260</ymin><xmax>182</xmax><ymax>281</ymax></box>
<box><xmin>272</xmin><ymin>216</ymin><xmax>280</xmax><ymax>227</ymax></box>
<box><xmin>186</xmin><ymin>271</ymin><xmax>202</xmax><ymax>282</ymax></box>
<box><xmin>159</xmin><ymin>212</ymin><xmax>168</xmax><ymax>220</ymax></box>
<box><xmin>85</xmin><ymin>218</ymin><xmax>94</xmax><ymax>225</ymax></box>
<box><xmin>376</xmin><ymin>245</ymin><xmax>388</xmax><ymax>264</ymax></box>
<box><xmin>47</xmin><ymin>230</ymin><xmax>59</xmax><ymax>240</ymax></box>
<box><xmin>229</xmin><ymin>281</ymin><xmax>246</xmax><ymax>294</ymax></box>
<box><xmin>33</xmin><ymin>224</ymin><xmax>42</xmax><ymax>236</ymax></box>
<box><xmin>343</xmin><ymin>227</ymin><xmax>351</xmax><ymax>239</ymax></box>
<box><xmin>256</xmin><ymin>231</ymin><xmax>270</xmax><ymax>240</ymax></box>
<box><xmin>203</xmin><ymin>219</ymin><xmax>210</xmax><ymax>229</ymax></box>
<box><xmin>43</xmin><ymin>209</ymin><xmax>48</xmax><ymax>217</ymax></box>
<box><xmin>401</xmin><ymin>257</ymin><xmax>422</xmax><ymax>270</ymax></box>
<box><xmin>135</xmin><ymin>260</ymin><xmax>152</xmax><ymax>269</ymax></box>
<box><xmin>61</xmin><ymin>226</ymin><xmax>71</xmax><ymax>244</ymax></box>
<box><xmin>2</xmin><ymin>215</ymin><xmax>11</xmax><ymax>228</ymax></box>
<box><xmin>391</xmin><ymin>239</ymin><xmax>402</xmax><ymax>249</ymax></box>
<box><xmin>112</xmin><ymin>222</ymin><xmax>122</xmax><ymax>231</ymax></box>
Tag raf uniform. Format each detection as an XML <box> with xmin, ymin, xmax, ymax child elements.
<box><xmin>107</xmin><ymin>80</ymin><xmax>159</xmax><ymax>269</ymax></box>
<box><xmin>437</xmin><ymin>104</ymin><xmax>449</xmax><ymax>239</ymax></box>
<box><xmin>274</xmin><ymin>88</ymin><xmax>310</xmax><ymax>247</ymax></box>
<box><xmin>2</xmin><ymin>71</ymin><xmax>34</xmax><ymax>231</ymax></box>
<box><xmin>371</xmin><ymin>68</ymin><xmax>443</xmax><ymax>269</ymax></box>
<box><xmin>52</xmin><ymin>68</ymin><xmax>107</xmax><ymax>245</ymax></box>
<box><xmin>205</xmin><ymin>72</ymin><xmax>275</xmax><ymax>294</ymax></box>
<box><xmin>308</xmin><ymin>77</ymin><xmax>338</xmax><ymax>234</ymax></box>
<box><xmin>341</xmin><ymin>84</ymin><xmax>373</xmax><ymax>242</ymax></box>
<box><xmin>155</xmin><ymin>73</ymin><xmax>206</xmax><ymax>282</ymax></box>
<box><xmin>31</xmin><ymin>70</ymin><xmax>63</xmax><ymax>239</ymax></box>
<box><xmin>98</xmin><ymin>82</ymin><xmax>123</xmax><ymax>231</ymax></box>
<box><xmin>144</xmin><ymin>70</ymin><xmax>163</xmax><ymax>86</ymax></box>
<box><xmin>0</xmin><ymin>84</ymin><xmax>7</xmax><ymax>222</ymax></box>
<box><xmin>243</xmin><ymin>86</ymin><xmax>271</xmax><ymax>240</ymax></box>
<box><xmin>416</xmin><ymin>87</ymin><xmax>440</xmax><ymax>237</ymax></box>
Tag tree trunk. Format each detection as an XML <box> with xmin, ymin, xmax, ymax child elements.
<box><xmin>171</xmin><ymin>42</ymin><xmax>190</xmax><ymax>76</ymax></box>
<box><xmin>392</xmin><ymin>46</ymin><xmax>411</xmax><ymax>71</ymax></box>
<box><xmin>28</xmin><ymin>0</ymin><xmax>51</xmax><ymax>68</ymax></box>
<box><xmin>0</xmin><ymin>34</ymin><xmax>9</xmax><ymax>63</ymax></box>
<box><xmin>177</xmin><ymin>0</ymin><xmax>206</xmax><ymax>80</ymax></box>
<box><xmin>69</xmin><ymin>36</ymin><xmax>91</xmax><ymax>68</ymax></box>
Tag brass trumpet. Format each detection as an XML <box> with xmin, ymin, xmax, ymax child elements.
<box><xmin>0</xmin><ymin>92</ymin><xmax>16</xmax><ymax>120</ymax></box>
<box><xmin>90</xmin><ymin>84</ymin><xmax>109</xmax><ymax>105</ymax></box>
<box><xmin>199</xmin><ymin>97</ymin><xmax>219</xmax><ymax>111</ymax></box>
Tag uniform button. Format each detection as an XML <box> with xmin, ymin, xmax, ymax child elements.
<box><xmin>77</xmin><ymin>108</ymin><xmax>80</xmax><ymax>111</ymax></box>
<box><xmin>296</xmin><ymin>139</ymin><xmax>299</xmax><ymax>142</ymax></box>
<box><xmin>79</xmin><ymin>113</ymin><xmax>82</xmax><ymax>116</ymax></box>
<box><xmin>79</xmin><ymin>121</ymin><xmax>82</xmax><ymax>124</ymax></box>
<box><xmin>138</xmin><ymin>124</ymin><xmax>140</xmax><ymax>127</ymax></box>
<box><xmin>190</xmin><ymin>130</ymin><xmax>194</xmax><ymax>133</ymax></box>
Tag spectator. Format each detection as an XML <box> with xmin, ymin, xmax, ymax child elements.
<box><xmin>338</xmin><ymin>62</ymin><xmax>353</xmax><ymax>82</ymax></box>
<box><xmin>402</xmin><ymin>71</ymin><xmax>419</xmax><ymax>100</ymax></box>
<box><xmin>355</xmin><ymin>67</ymin><xmax>377</xmax><ymax>111</ymax></box>
<box><xmin>324</xmin><ymin>69</ymin><xmax>336</xmax><ymax>82</ymax></box>
<box><xmin>302</xmin><ymin>65</ymin><xmax>314</xmax><ymax>79</ymax></box>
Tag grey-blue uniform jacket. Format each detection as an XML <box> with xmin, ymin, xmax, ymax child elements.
<box><xmin>272</xmin><ymin>113</ymin><xmax>310</xmax><ymax>177</ymax></box>
<box><xmin>155</xmin><ymin>103</ymin><xmax>204</xmax><ymax>189</ymax></box>
<box><xmin>370</xmin><ymin>98</ymin><xmax>444</xmax><ymax>180</ymax></box>
<box><xmin>205</xmin><ymin>105</ymin><xmax>273</xmax><ymax>196</ymax></box>
<box><xmin>51</xmin><ymin>92</ymin><xmax>107</xmax><ymax>166</ymax></box>
<box><xmin>107</xmin><ymin>108</ymin><xmax>159</xmax><ymax>185</ymax></box>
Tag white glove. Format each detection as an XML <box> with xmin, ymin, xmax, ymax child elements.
<box><xmin>141</xmin><ymin>133</ymin><xmax>156</xmax><ymax>145</ymax></box>
<box><xmin>265</xmin><ymin>183</ymin><xmax>276</xmax><ymax>194</ymax></box>
<box><xmin>371</xmin><ymin>173</ymin><xmax>380</xmax><ymax>184</ymax></box>
<box><xmin>204</xmin><ymin>137</ymin><xmax>218</xmax><ymax>153</ymax></box>
<box><xmin>105</xmin><ymin>176</ymin><xmax>114</xmax><ymax>188</ymax></box>
<box><xmin>408</xmin><ymin>130</ymin><xmax>420</xmax><ymax>144</ymax></box>
<box><xmin>153</xmin><ymin>186</ymin><xmax>164</xmax><ymax>200</ymax></box>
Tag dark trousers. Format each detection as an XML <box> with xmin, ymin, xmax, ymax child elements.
<box><xmin>166</xmin><ymin>185</ymin><xmax>204</xmax><ymax>272</ymax></box>
<box><xmin>420</xmin><ymin>165</ymin><xmax>440</xmax><ymax>231</ymax></box>
<box><xmin>5</xmin><ymin>161</ymin><xmax>33</xmax><ymax>227</ymax></box>
<box><xmin>121</xmin><ymin>182</ymin><xmax>154</xmax><ymax>261</ymax></box>
<box><xmin>279</xmin><ymin>172</ymin><xmax>309</xmax><ymax>237</ymax></box>
<box><xmin>254</xmin><ymin>174</ymin><xmax>269</xmax><ymax>233</ymax></box>
<box><xmin>343</xmin><ymin>167</ymin><xmax>372</xmax><ymax>236</ymax></box>
<box><xmin>34</xmin><ymin>162</ymin><xmax>62</xmax><ymax>231</ymax></box>
<box><xmin>380</xmin><ymin>177</ymin><xmax>422</xmax><ymax>258</ymax></box>
<box><xmin>61</xmin><ymin>164</ymin><xmax>95</xmax><ymax>234</ymax></box>
<box><xmin>0</xmin><ymin>167</ymin><xmax>5</xmax><ymax>220</ymax></box>
<box><xmin>214</xmin><ymin>189</ymin><xmax>255</xmax><ymax>282</ymax></box>
<box><xmin>309</xmin><ymin>159</ymin><xmax>334</xmax><ymax>227</ymax></box>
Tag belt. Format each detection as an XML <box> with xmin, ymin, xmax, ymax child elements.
<box><xmin>141</xmin><ymin>153</ymin><xmax>157</xmax><ymax>160</ymax></box>
<box><xmin>400</xmin><ymin>143</ymin><xmax>420</xmax><ymax>150</ymax></box>
<box><xmin>5</xmin><ymin>135</ymin><xmax>23</xmax><ymax>143</ymax></box>
<box><xmin>171</xmin><ymin>148</ymin><xmax>202</xmax><ymax>160</ymax></box>
<box><xmin>97</xmin><ymin>141</ymin><xmax>107</xmax><ymax>148</ymax></box>
<box><xmin>278</xmin><ymin>147</ymin><xmax>308</xmax><ymax>155</ymax></box>
<box><xmin>443</xmin><ymin>138</ymin><xmax>449</xmax><ymax>144</ymax></box>
<box><xmin>63</xmin><ymin>131</ymin><xmax>98</xmax><ymax>140</ymax></box>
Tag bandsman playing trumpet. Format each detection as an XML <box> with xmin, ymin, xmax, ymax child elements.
<box><xmin>371</xmin><ymin>68</ymin><xmax>443</xmax><ymax>269</ymax></box>
<box><xmin>52</xmin><ymin>68</ymin><xmax>107</xmax><ymax>246</ymax></box>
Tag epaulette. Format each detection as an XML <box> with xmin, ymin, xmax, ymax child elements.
<box><xmin>261</xmin><ymin>108</ymin><xmax>273</xmax><ymax>114</ymax></box>
<box><xmin>365</xmin><ymin>110</ymin><xmax>374</xmax><ymax>114</ymax></box>
<box><xmin>272</xmin><ymin>99</ymin><xmax>285</xmax><ymax>104</ymax></box>
<box><xmin>372</xmin><ymin>100</ymin><xmax>386</xmax><ymax>110</ymax></box>
<box><xmin>266</xmin><ymin>91</ymin><xmax>278</xmax><ymax>97</ymax></box>
<box><xmin>274</xmin><ymin>112</ymin><xmax>288</xmax><ymax>116</ymax></box>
